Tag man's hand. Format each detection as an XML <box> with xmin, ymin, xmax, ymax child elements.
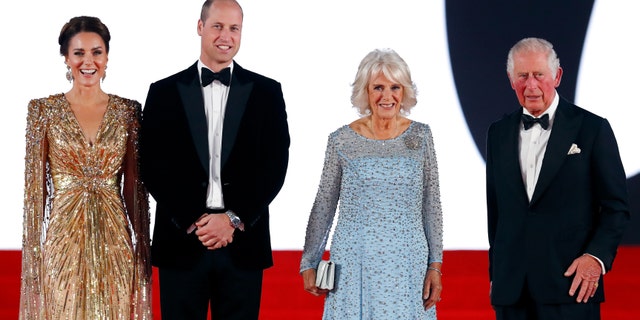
<box><xmin>564</xmin><ymin>255</ymin><xmax>602</xmax><ymax>303</ymax></box>
<box><xmin>194</xmin><ymin>214</ymin><xmax>235</xmax><ymax>250</ymax></box>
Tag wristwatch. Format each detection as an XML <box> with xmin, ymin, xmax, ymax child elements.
<box><xmin>225</xmin><ymin>210</ymin><xmax>244</xmax><ymax>231</ymax></box>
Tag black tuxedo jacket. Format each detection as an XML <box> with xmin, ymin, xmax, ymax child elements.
<box><xmin>486</xmin><ymin>97</ymin><xmax>629</xmax><ymax>305</ymax></box>
<box><xmin>140</xmin><ymin>62</ymin><xmax>289</xmax><ymax>270</ymax></box>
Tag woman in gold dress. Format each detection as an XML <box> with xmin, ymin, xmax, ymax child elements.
<box><xmin>19</xmin><ymin>16</ymin><xmax>151</xmax><ymax>319</ymax></box>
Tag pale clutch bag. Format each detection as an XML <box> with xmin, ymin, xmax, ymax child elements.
<box><xmin>315</xmin><ymin>260</ymin><xmax>335</xmax><ymax>290</ymax></box>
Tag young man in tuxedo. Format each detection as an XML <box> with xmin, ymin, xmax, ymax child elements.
<box><xmin>140</xmin><ymin>0</ymin><xmax>289</xmax><ymax>319</ymax></box>
<box><xmin>486</xmin><ymin>37</ymin><xmax>629</xmax><ymax>320</ymax></box>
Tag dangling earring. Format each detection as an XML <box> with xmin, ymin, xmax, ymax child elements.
<box><xmin>65</xmin><ymin>65</ymin><xmax>73</xmax><ymax>83</ymax></box>
<box><xmin>102</xmin><ymin>65</ymin><xmax>107</xmax><ymax>82</ymax></box>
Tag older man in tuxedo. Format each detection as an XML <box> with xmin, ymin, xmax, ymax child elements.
<box><xmin>140</xmin><ymin>0</ymin><xmax>289</xmax><ymax>319</ymax></box>
<box><xmin>485</xmin><ymin>37</ymin><xmax>629</xmax><ymax>320</ymax></box>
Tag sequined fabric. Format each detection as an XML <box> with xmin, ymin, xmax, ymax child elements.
<box><xmin>20</xmin><ymin>93</ymin><xmax>151</xmax><ymax>319</ymax></box>
<box><xmin>301</xmin><ymin>121</ymin><xmax>443</xmax><ymax>319</ymax></box>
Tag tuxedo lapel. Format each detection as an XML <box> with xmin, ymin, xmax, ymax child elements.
<box><xmin>178</xmin><ymin>63</ymin><xmax>209</xmax><ymax>174</ymax></box>
<box><xmin>503</xmin><ymin>111</ymin><xmax>527</xmax><ymax>199</ymax></box>
<box><xmin>221</xmin><ymin>63</ymin><xmax>252</xmax><ymax>167</ymax></box>
<box><xmin>498</xmin><ymin>111</ymin><xmax>530</xmax><ymax>201</ymax></box>
<box><xmin>530</xmin><ymin>100</ymin><xmax>583</xmax><ymax>205</ymax></box>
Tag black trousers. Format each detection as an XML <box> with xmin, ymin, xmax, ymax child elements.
<box><xmin>158</xmin><ymin>247</ymin><xmax>263</xmax><ymax>320</ymax></box>
<box><xmin>494</xmin><ymin>283</ymin><xmax>600</xmax><ymax>320</ymax></box>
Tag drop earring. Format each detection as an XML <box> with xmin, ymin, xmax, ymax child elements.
<box><xmin>65</xmin><ymin>65</ymin><xmax>73</xmax><ymax>83</ymax></box>
<box><xmin>102</xmin><ymin>66</ymin><xmax>107</xmax><ymax>82</ymax></box>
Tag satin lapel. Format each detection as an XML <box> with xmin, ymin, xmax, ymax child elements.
<box><xmin>530</xmin><ymin>100</ymin><xmax>582</xmax><ymax>205</ymax></box>
<box><xmin>499</xmin><ymin>111</ymin><xmax>529</xmax><ymax>200</ymax></box>
<box><xmin>178</xmin><ymin>63</ymin><xmax>209</xmax><ymax>174</ymax></box>
<box><xmin>221</xmin><ymin>64</ymin><xmax>252</xmax><ymax>167</ymax></box>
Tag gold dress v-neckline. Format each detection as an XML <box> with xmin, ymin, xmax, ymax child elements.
<box><xmin>64</xmin><ymin>94</ymin><xmax>111</xmax><ymax>147</ymax></box>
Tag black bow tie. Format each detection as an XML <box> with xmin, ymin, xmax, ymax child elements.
<box><xmin>201</xmin><ymin>67</ymin><xmax>231</xmax><ymax>86</ymax></box>
<box><xmin>521</xmin><ymin>113</ymin><xmax>550</xmax><ymax>130</ymax></box>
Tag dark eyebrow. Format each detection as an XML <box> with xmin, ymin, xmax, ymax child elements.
<box><xmin>72</xmin><ymin>46</ymin><xmax>104</xmax><ymax>51</ymax></box>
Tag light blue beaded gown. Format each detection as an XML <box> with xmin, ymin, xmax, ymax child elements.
<box><xmin>301</xmin><ymin>121</ymin><xmax>443</xmax><ymax>320</ymax></box>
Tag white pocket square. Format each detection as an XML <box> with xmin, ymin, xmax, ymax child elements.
<box><xmin>567</xmin><ymin>143</ymin><xmax>581</xmax><ymax>155</ymax></box>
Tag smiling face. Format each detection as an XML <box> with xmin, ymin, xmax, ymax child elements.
<box><xmin>64</xmin><ymin>32</ymin><xmax>108</xmax><ymax>88</ymax></box>
<box><xmin>198</xmin><ymin>0</ymin><xmax>242</xmax><ymax>71</ymax></box>
<box><xmin>368</xmin><ymin>73</ymin><xmax>404</xmax><ymax>119</ymax></box>
<box><xmin>508</xmin><ymin>50</ymin><xmax>563</xmax><ymax>116</ymax></box>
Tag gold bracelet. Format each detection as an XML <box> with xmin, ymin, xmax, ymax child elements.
<box><xmin>428</xmin><ymin>267</ymin><xmax>442</xmax><ymax>275</ymax></box>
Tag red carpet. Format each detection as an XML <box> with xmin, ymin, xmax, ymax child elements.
<box><xmin>1</xmin><ymin>247</ymin><xmax>638</xmax><ymax>319</ymax></box>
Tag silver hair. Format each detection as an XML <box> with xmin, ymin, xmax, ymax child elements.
<box><xmin>351</xmin><ymin>48</ymin><xmax>418</xmax><ymax>116</ymax></box>
<box><xmin>506</xmin><ymin>37</ymin><xmax>560</xmax><ymax>78</ymax></box>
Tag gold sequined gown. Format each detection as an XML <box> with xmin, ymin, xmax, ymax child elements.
<box><xmin>20</xmin><ymin>93</ymin><xmax>151</xmax><ymax>319</ymax></box>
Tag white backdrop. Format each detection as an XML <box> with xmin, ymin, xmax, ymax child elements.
<box><xmin>1</xmin><ymin>1</ymin><xmax>637</xmax><ymax>251</ymax></box>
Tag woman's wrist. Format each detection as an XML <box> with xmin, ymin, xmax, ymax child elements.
<box><xmin>427</xmin><ymin>266</ymin><xmax>442</xmax><ymax>275</ymax></box>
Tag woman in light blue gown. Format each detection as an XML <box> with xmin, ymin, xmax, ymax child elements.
<box><xmin>300</xmin><ymin>48</ymin><xmax>444</xmax><ymax>319</ymax></box>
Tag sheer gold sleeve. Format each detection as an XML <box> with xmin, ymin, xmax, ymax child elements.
<box><xmin>19</xmin><ymin>99</ymin><xmax>49</xmax><ymax>319</ymax></box>
<box><xmin>123</xmin><ymin>101</ymin><xmax>152</xmax><ymax>319</ymax></box>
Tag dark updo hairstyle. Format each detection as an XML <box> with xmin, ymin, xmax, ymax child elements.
<box><xmin>58</xmin><ymin>16</ymin><xmax>111</xmax><ymax>56</ymax></box>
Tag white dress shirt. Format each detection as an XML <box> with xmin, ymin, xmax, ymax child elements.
<box><xmin>198</xmin><ymin>60</ymin><xmax>233</xmax><ymax>209</ymax></box>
